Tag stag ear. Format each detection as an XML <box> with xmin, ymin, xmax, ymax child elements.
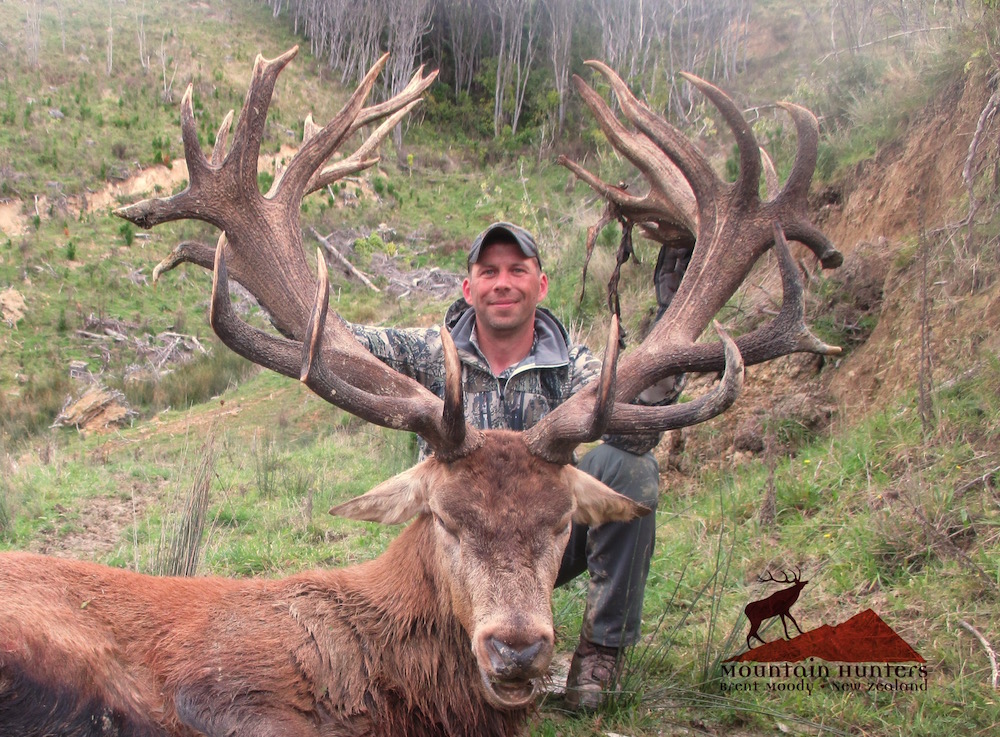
<box><xmin>563</xmin><ymin>466</ymin><xmax>651</xmax><ymax>526</ymax></box>
<box><xmin>331</xmin><ymin>460</ymin><xmax>440</xmax><ymax>525</ymax></box>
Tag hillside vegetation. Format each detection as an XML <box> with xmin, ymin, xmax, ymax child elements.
<box><xmin>2</xmin><ymin>1</ymin><xmax>1000</xmax><ymax>736</ymax></box>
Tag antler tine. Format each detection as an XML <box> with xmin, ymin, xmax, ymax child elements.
<box><xmin>211</xmin><ymin>110</ymin><xmax>235</xmax><ymax>167</ymax></box>
<box><xmin>276</xmin><ymin>53</ymin><xmax>389</xmax><ymax>200</ymax></box>
<box><xmin>440</xmin><ymin>326</ymin><xmax>471</xmax><ymax>453</ymax></box>
<box><xmin>603</xmin><ymin>322</ymin><xmax>744</xmax><ymax>434</ymax></box>
<box><xmin>564</xmin><ymin>73</ymin><xmax>696</xmax><ymax>231</ymax></box>
<box><xmin>610</xmin><ymin>225</ymin><xmax>838</xmax><ymax>381</ymax></box>
<box><xmin>349</xmin><ymin>64</ymin><xmax>438</xmax><ymax>134</ymax></box>
<box><xmin>115</xmin><ymin>49</ymin><xmax>299</xmax><ymax>231</ymax></box>
<box><xmin>226</xmin><ymin>47</ymin><xmax>300</xmax><ymax>193</ymax></box>
<box><xmin>760</xmin><ymin>147</ymin><xmax>780</xmax><ymax>200</ymax></box>
<box><xmin>113</xmin><ymin>85</ymin><xmax>210</xmax><ymax>230</ymax></box>
<box><xmin>524</xmin><ymin>316</ymin><xmax>621</xmax><ymax>463</ymax></box>
<box><xmin>207</xmin><ymin>233</ymin><xmax>302</xmax><ymax>378</ymax></box>
<box><xmin>297</xmin><ymin>248</ymin><xmax>481</xmax><ymax>460</ymax></box>
<box><xmin>305</xmin><ymin>98</ymin><xmax>425</xmax><ymax>195</ymax></box>
<box><xmin>209</xmin><ymin>238</ymin><xmax>482</xmax><ymax>460</ymax></box>
<box><xmin>775</xmin><ymin>102</ymin><xmax>819</xmax><ymax>201</ymax></box>
<box><xmin>678</xmin><ymin>71</ymin><xmax>762</xmax><ymax>204</ymax></box>
<box><xmin>589</xmin><ymin>61</ymin><xmax>718</xmax><ymax>205</ymax></box>
<box><xmin>152</xmin><ymin>241</ymin><xmax>215</xmax><ymax>284</ymax></box>
<box><xmin>773</xmin><ymin>101</ymin><xmax>843</xmax><ymax>269</ymax></box>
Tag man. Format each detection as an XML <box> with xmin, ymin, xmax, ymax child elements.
<box><xmin>352</xmin><ymin>222</ymin><xmax>684</xmax><ymax>710</ymax></box>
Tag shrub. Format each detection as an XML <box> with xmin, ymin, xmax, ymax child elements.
<box><xmin>119</xmin><ymin>221</ymin><xmax>135</xmax><ymax>246</ymax></box>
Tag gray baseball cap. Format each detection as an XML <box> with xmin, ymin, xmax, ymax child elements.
<box><xmin>467</xmin><ymin>222</ymin><xmax>542</xmax><ymax>269</ymax></box>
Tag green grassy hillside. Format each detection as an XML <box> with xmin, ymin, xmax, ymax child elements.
<box><xmin>2</xmin><ymin>2</ymin><xmax>999</xmax><ymax>736</ymax></box>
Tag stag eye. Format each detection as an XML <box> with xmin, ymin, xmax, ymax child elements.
<box><xmin>433</xmin><ymin>513</ymin><xmax>459</xmax><ymax>539</ymax></box>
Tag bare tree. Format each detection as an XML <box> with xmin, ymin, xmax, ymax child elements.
<box><xmin>828</xmin><ymin>0</ymin><xmax>965</xmax><ymax>56</ymax></box>
<box><xmin>339</xmin><ymin>0</ymin><xmax>388</xmax><ymax>85</ymax></box>
<box><xmin>490</xmin><ymin>0</ymin><xmax>542</xmax><ymax>137</ymax></box>
<box><xmin>384</xmin><ymin>0</ymin><xmax>434</xmax><ymax>148</ymax></box>
<box><xmin>136</xmin><ymin>1</ymin><xmax>150</xmax><ymax>71</ymax></box>
<box><xmin>25</xmin><ymin>0</ymin><xmax>42</xmax><ymax>68</ymax></box>
<box><xmin>544</xmin><ymin>0</ymin><xmax>575</xmax><ymax>135</ymax></box>
<box><xmin>106</xmin><ymin>0</ymin><xmax>115</xmax><ymax>76</ymax></box>
<box><xmin>643</xmin><ymin>0</ymin><xmax>756</xmax><ymax>120</ymax></box>
<box><xmin>591</xmin><ymin>0</ymin><xmax>660</xmax><ymax>84</ymax></box>
<box><xmin>55</xmin><ymin>0</ymin><xmax>67</xmax><ymax>55</ymax></box>
<box><xmin>159</xmin><ymin>32</ymin><xmax>178</xmax><ymax>103</ymax></box>
<box><xmin>437</xmin><ymin>0</ymin><xmax>490</xmax><ymax>97</ymax></box>
<box><xmin>829</xmin><ymin>0</ymin><xmax>878</xmax><ymax>52</ymax></box>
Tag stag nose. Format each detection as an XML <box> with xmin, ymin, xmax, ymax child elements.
<box><xmin>485</xmin><ymin>636</ymin><xmax>546</xmax><ymax>677</ymax></box>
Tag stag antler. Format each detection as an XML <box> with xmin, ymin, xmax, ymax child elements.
<box><xmin>524</xmin><ymin>63</ymin><xmax>844</xmax><ymax>464</ymax></box>
<box><xmin>115</xmin><ymin>48</ymin><xmax>491</xmax><ymax>461</ymax></box>
<box><xmin>759</xmin><ymin>568</ymin><xmax>803</xmax><ymax>585</ymax></box>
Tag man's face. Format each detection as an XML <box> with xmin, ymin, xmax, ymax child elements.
<box><xmin>463</xmin><ymin>241</ymin><xmax>548</xmax><ymax>336</ymax></box>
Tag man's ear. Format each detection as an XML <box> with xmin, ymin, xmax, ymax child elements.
<box><xmin>561</xmin><ymin>466</ymin><xmax>651</xmax><ymax>526</ymax></box>
<box><xmin>331</xmin><ymin>459</ymin><xmax>441</xmax><ymax>525</ymax></box>
<box><xmin>537</xmin><ymin>271</ymin><xmax>549</xmax><ymax>302</ymax></box>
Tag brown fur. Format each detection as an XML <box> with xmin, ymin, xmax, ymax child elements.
<box><xmin>0</xmin><ymin>432</ymin><xmax>645</xmax><ymax>737</ymax></box>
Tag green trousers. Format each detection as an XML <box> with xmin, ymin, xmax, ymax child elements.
<box><xmin>555</xmin><ymin>443</ymin><xmax>660</xmax><ymax>648</ymax></box>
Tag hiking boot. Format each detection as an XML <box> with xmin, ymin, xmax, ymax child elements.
<box><xmin>564</xmin><ymin>639</ymin><xmax>623</xmax><ymax>712</ymax></box>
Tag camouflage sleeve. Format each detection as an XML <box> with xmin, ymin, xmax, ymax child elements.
<box><xmin>566</xmin><ymin>344</ymin><xmax>602</xmax><ymax>394</ymax></box>
<box><xmin>349</xmin><ymin>323</ymin><xmax>444</xmax><ymax>389</ymax></box>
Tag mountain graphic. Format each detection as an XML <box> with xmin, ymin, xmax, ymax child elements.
<box><xmin>726</xmin><ymin>609</ymin><xmax>925</xmax><ymax>663</ymax></box>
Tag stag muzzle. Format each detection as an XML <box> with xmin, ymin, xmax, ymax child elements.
<box><xmin>473</xmin><ymin>620</ymin><xmax>555</xmax><ymax>708</ymax></box>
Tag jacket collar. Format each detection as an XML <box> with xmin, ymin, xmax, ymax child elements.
<box><xmin>444</xmin><ymin>298</ymin><xmax>570</xmax><ymax>370</ymax></box>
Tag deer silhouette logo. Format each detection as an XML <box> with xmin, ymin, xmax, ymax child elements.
<box><xmin>745</xmin><ymin>569</ymin><xmax>808</xmax><ymax>649</ymax></box>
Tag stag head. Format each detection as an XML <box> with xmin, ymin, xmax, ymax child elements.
<box><xmin>115</xmin><ymin>49</ymin><xmax>840</xmax><ymax>706</ymax></box>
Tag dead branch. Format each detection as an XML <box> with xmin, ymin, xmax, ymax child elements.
<box><xmin>77</xmin><ymin>329</ymin><xmax>126</xmax><ymax>342</ymax></box>
<box><xmin>819</xmin><ymin>26</ymin><xmax>953</xmax><ymax>63</ymax></box>
<box><xmin>958</xmin><ymin>619</ymin><xmax>999</xmax><ymax>690</ymax></box>
<box><xmin>954</xmin><ymin>464</ymin><xmax>1000</xmax><ymax>500</ymax></box>
<box><xmin>310</xmin><ymin>226</ymin><xmax>381</xmax><ymax>292</ymax></box>
<box><xmin>962</xmin><ymin>87</ymin><xmax>1000</xmax><ymax>226</ymax></box>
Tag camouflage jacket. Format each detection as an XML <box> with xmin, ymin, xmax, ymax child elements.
<box><xmin>351</xmin><ymin>300</ymin><xmax>679</xmax><ymax>460</ymax></box>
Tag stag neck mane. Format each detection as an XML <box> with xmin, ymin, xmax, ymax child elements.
<box><xmin>294</xmin><ymin>518</ymin><xmax>532</xmax><ymax>736</ymax></box>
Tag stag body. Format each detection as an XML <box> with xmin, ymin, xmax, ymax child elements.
<box><xmin>744</xmin><ymin>570</ymin><xmax>809</xmax><ymax>648</ymax></box>
<box><xmin>0</xmin><ymin>434</ymin><xmax>639</xmax><ymax>737</ymax></box>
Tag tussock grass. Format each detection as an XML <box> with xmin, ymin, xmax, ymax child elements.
<box><xmin>152</xmin><ymin>434</ymin><xmax>216</xmax><ymax>577</ymax></box>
